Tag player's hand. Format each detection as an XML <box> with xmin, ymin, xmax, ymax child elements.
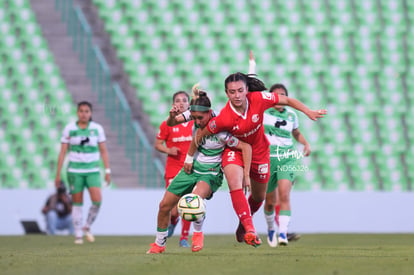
<box><xmin>303</xmin><ymin>143</ymin><xmax>311</xmax><ymax>157</ymax></box>
<box><xmin>306</xmin><ymin>109</ymin><xmax>327</xmax><ymax>121</ymax></box>
<box><xmin>168</xmin><ymin>147</ymin><xmax>180</xmax><ymax>156</ymax></box>
<box><xmin>105</xmin><ymin>173</ymin><xmax>111</xmax><ymax>187</ymax></box>
<box><xmin>169</xmin><ymin>105</ymin><xmax>180</xmax><ymax>118</ymax></box>
<box><xmin>183</xmin><ymin>162</ymin><xmax>193</xmax><ymax>174</ymax></box>
<box><xmin>249</xmin><ymin>50</ymin><xmax>255</xmax><ymax>62</ymax></box>
<box><xmin>243</xmin><ymin>175</ymin><xmax>251</xmax><ymax>194</ymax></box>
<box><xmin>54</xmin><ymin>177</ymin><xmax>61</xmax><ymax>188</ymax></box>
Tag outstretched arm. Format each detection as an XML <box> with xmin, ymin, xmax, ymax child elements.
<box><xmin>277</xmin><ymin>95</ymin><xmax>327</xmax><ymax>121</ymax></box>
<box><xmin>166</xmin><ymin>105</ymin><xmax>188</xmax><ymax>126</ymax></box>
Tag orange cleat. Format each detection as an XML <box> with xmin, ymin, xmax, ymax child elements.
<box><xmin>191</xmin><ymin>232</ymin><xmax>204</xmax><ymax>252</ymax></box>
<box><xmin>146</xmin><ymin>243</ymin><xmax>166</xmax><ymax>254</ymax></box>
<box><xmin>244</xmin><ymin>232</ymin><xmax>261</xmax><ymax>247</ymax></box>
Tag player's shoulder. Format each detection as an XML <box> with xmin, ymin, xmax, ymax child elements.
<box><xmin>89</xmin><ymin>121</ymin><xmax>104</xmax><ymax>129</ymax></box>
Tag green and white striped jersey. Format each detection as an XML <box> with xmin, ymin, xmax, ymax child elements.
<box><xmin>263</xmin><ymin>107</ymin><xmax>299</xmax><ymax>158</ymax></box>
<box><xmin>193</xmin><ymin>126</ymin><xmax>239</xmax><ymax>176</ymax></box>
<box><xmin>61</xmin><ymin>121</ymin><xmax>106</xmax><ymax>174</ymax></box>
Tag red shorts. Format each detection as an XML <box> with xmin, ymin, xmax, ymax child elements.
<box><xmin>221</xmin><ymin>147</ymin><xmax>270</xmax><ymax>184</ymax></box>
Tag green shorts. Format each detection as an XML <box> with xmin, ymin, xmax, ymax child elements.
<box><xmin>67</xmin><ymin>172</ymin><xmax>101</xmax><ymax>194</ymax></box>
<box><xmin>267</xmin><ymin>156</ymin><xmax>297</xmax><ymax>193</ymax></box>
<box><xmin>167</xmin><ymin>169</ymin><xmax>223</xmax><ymax>198</ymax></box>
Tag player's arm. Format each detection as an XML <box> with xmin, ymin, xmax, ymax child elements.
<box><xmin>234</xmin><ymin>140</ymin><xmax>252</xmax><ymax>193</ymax></box>
<box><xmin>55</xmin><ymin>143</ymin><xmax>68</xmax><ymax>187</ymax></box>
<box><xmin>98</xmin><ymin>142</ymin><xmax>111</xmax><ymax>185</ymax></box>
<box><xmin>292</xmin><ymin>128</ymin><xmax>311</xmax><ymax>157</ymax></box>
<box><xmin>276</xmin><ymin>95</ymin><xmax>327</xmax><ymax>121</ymax></box>
<box><xmin>154</xmin><ymin>139</ymin><xmax>179</xmax><ymax>156</ymax></box>
<box><xmin>166</xmin><ymin>106</ymin><xmax>190</xmax><ymax>126</ymax></box>
<box><xmin>183</xmin><ymin>127</ymin><xmax>212</xmax><ymax>174</ymax></box>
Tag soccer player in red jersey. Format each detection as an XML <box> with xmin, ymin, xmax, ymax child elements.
<box><xmin>184</xmin><ymin>52</ymin><xmax>327</xmax><ymax>247</ymax></box>
<box><xmin>155</xmin><ymin>91</ymin><xmax>194</xmax><ymax>247</ymax></box>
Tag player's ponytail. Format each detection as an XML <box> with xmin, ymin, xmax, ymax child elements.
<box><xmin>224</xmin><ymin>72</ymin><xmax>267</xmax><ymax>92</ymax></box>
<box><xmin>190</xmin><ymin>83</ymin><xmax>211</xmax><ymax>111</ymax></box>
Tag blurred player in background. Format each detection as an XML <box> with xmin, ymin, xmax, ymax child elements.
<box><xmin>147</xmin><ymin>86</ymin><xmax>252</xmax><ymax>254</ymax></box>
<box><xmin>55</xmin><ymin>101</ymin><xmax>111</xmax><ymax>244</ymax></box>
<box><xmin>263</xmin><ymin>83</ymin><xmax>310</xmax><ymax>247</ymax></box>
<box><xmin>185</xmin><ymin>51</ymin><xmax>326</xmax><ymax>247</ymax></box>
<box><xmin>155</xmin><ymin>91</ymin><xmax>193</xmax><ymax>248</ymax></box>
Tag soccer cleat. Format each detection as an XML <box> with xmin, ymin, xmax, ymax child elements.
<box><xmin>278</xmin><ymin>233</ymin><xmax>288</xmax><ymax>246</ymax></box>
<box><xmin>235</xmin><ymin>222</ymin><xmax>246</xmax><ymax>243</ymax></box>
<box><xmin>83</xmin><ymin>227</ymin><xmax>95</xmax><ymax>243</ymax></box>
<box><xmin>287</xmin><ymin>233</ymin><xmax>301</xmax><ymax>242</ymax></box>
<box><xmin>267</xmin><ymin>230</ymin><xmax>278</xmax><ymax>247</ymax></box>
<box><xmin>167</xmin><ymin>222</ymin><xmax>178</xmax><ymax>238</ymax></box>
<box><xmin>191</xmin><ymin>232</ymin><xmax>204</xmax><ymax>252</ymax></box>
<box><xmin>244</xmin><ymin>231</ymin><xmax>261</xmax><ymax>247</ymax></box>
<box><xmin>146</xmin><ymin>243</ymin><xmax>166</xmax><ymax>254</ymax></box>
<box><xmin>74</xmin><ymin>238</ymin><xmax>83</xmax><ymax>245</ymax></box>
<box><xmin>179</xmin><ymin>238</ymin><xmax>190</xmax><ymax>248</ymax></box>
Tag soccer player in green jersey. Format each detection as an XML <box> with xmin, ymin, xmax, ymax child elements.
<box><xmin>147</xmin><ymin>85</ymin><xmax>252</xmax><ymax>254</ymax></box>
<box><xmin>263</xmin><ymin>84</ymin><xmax>311</xmax><ymax>247</ymax></box>
<box><xmin>55</xmin><ymin>101</ymin><xmax>111</xmax><ymax>244</ymax></box>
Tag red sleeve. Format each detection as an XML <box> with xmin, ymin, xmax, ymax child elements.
<box><xmin>206</xmin><ymin>114</ymin><xmax>233</xmax><ymax>134</ymax></box>
<box><xmin>156</xmin><ymin>121</ymin><xmax>169</xmax><ymax>140</ymax></box>
<box><xmin>251</xmin><ymin>91</ymin><xmax>279</xmax><ymax>111</ymax></box>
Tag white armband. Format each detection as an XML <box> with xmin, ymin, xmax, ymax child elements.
<box><xmin>248</xmin><ymin>60</ymin><xmax>256</xmax><ymax>75</ymax></box>
<box><xmin>105</xmin><ymin>168</ymin><xmax>111</xmax><ymax>174</ymax></box>
<box><xmin>185</xmin><ymin>154</ymin><xmax>194</xmax><ymax>163</ymax></box>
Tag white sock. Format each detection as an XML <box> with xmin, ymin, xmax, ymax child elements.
<box><xmin>264</xmin><ymin>210</ymin><xmax>276</xmax><ymax>231</ymax></box>
<box><xmin>155</xmin><ymin>230</ymin><xmax>168</xmax><ymax>247</ymax></box>
<box><xmin>85</xmin><ymin>204</ymin><xmax>100</xmax><ymax>229</ymax></box>
<box><xmin>193</xmin><ymin>215</ymin><xmax>205</xmax><ymax>232</ymax></box>
<box><xmin>279</xmin><ymin>215</ymin><xmax>291</xmax><ymax>235</ymax></box>
<box><xmin>72</xmin><ymin>205</ymin><xmax>83</xmax><ymax>238</ymax></box>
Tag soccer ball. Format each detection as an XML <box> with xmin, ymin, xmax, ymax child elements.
<box><xmin>177</xmin><ymin>193</ymin><xmax>206</xmax><ymax>222</ymax></box>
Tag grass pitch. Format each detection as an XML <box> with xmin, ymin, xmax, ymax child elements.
<box><xmin>1</xmin><ymin>234</ymin><xmax>414</xmax><ymax>275</ymax></box>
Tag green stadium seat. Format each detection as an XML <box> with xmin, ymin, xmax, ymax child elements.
<box><xmin>328</xmin><ymin>0</ymin><xmax>356</xmax><ymax>31</ymax></box>
<box><xmin>354</xmin><ymin>0</ymin><xmax>382</xmax><ymax>32</ymax></box>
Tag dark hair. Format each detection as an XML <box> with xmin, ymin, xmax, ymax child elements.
<box><xmin>269</xmin><ymin>83</ymin><xmax>288</xmax><ymax>96</ymax></box>
<box><xmin>172</xmin><ymin>91</ymin><xmax>189</xmax><ymax>103</ymax></box>
<box><xmin>224</xmin><ymin>72</ymin><xmax>267</xmax><ymax>92</ymax></box>
<box><xmin>77</xmin><ymin>101</ymin><xmax>93</xmax><ymax>121</ymax></box>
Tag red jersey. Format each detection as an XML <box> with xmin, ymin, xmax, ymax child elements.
<box><xmin>157</xmin><ymin>120</ymin><xmax>194</xmax><ymax>179</ymax></box>
<box><xmin>207</xmin><ymin>92</ymin><xmax>279</xmax><ymax>163</ymax></box>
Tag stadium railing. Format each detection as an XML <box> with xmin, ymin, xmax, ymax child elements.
<box><xmin>55</xmin><ymin>0</ymin><xmax>164</xmax><ymax>188</ymax></box>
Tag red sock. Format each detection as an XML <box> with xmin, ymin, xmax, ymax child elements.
<box><xmin>275</xmin><ymin>204</ymin><xmax>280</xmax><ymax>227</ymax></box>
<box><xmin>248</xmin><ymin>195</ymin><xmax>263</xmax><ymax>216</ymax></box>
<box><xmin>180</xmin><ymin>220</ymin><xmax>191</xmax><ymax>241</ymax></box>
<box><xmin>230</xmin><ymin>189</ymin><xmax>255</xmax><ymax>232</ymax></box>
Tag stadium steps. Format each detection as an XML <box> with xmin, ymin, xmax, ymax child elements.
<box><xmin>30</xmin><ymin>0</ymin><xmax>141</xmax><ymax>188</ymax></box>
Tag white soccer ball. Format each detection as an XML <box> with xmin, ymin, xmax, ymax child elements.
<box><xmin>177</xmin><ymin>193</ymin><xmax>206</xmax><ymax>222</ymax></box>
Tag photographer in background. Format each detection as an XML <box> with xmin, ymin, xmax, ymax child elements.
<box><xmin>42</xmin><ymin>183</ymin><xmax>74</xmax><ymax>235</ymax></box>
